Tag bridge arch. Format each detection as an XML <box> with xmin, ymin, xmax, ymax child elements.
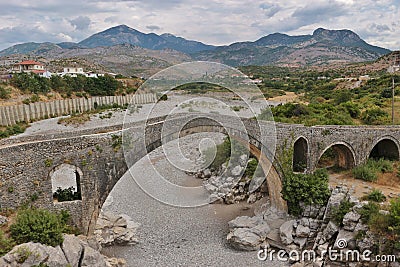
<box><xmin>369</xmin><ymin>136</ymin><xmax>400</xmax><ymax>160</ymax></box>
<box><xmin>317</xmin><ymin>142</ymin><xmax>356</xmax><ymax>170</ymax></box>
<box><xmin>293</xmin><ymin>136</ymin><xmax>309</xmax><ymax>172</ymax></box>
<box><xmin>121</xmin><ymin>119</ymin><xmax>286</xmax><ymax>213</ymax></box>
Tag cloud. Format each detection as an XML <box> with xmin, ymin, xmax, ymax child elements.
<box><xmin>70</xmin><ymin>16</ymin><xmax>91</xmax><ymax>31</ymax></box>
<box><xmin>146</xmin><ymin>25</ymin><xmax>161</xmax><ymax>31</ymax></box>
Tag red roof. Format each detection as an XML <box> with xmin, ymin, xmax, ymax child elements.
<box><xmin>31</xmin><ymin>70</ymin><xmax>46</xmax><ymax>74</ymax></box>
<box><xmin>16</xmin><ymin>60</ymin><xmax>43</xmax><ymax>66</ymax></box>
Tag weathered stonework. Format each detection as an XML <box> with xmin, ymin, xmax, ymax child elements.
<box><xmin>0</xmin><ymin>114</ymin><xmax>399</xmax><ymax>235</ymax></box>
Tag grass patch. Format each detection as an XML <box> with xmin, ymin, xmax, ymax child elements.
<box><xmin>353</xmin><ymin>158</ymin><xmax>394</xmax><ymax>182</ymax></box>
<box><xmin>0</xmin><ymin>122</ymin><xmax>28</xmax><ymax>139</ymax></box>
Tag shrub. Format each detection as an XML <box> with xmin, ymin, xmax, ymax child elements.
<box><xmin>10</xmin><ymin>208</ymin><xmax>70</xmax><ymax>247</ymax></box>
<box><xmin>53</xmin><ymin>187</ymin><xmax>80</xmax><ymax>202</ymax></box>
<box><xmin>0</xmin><ymin>230</ymin><xmax>15</xmax><ymax>256</ymax></box>
<box><xmin>0</xmin><ymin>85</ymin><xmax>11</xmax><ymax>99</ymax></box>
<box><xmin>331</xmin><ymin>200</ymin><xmax>354</xmax><ymax>225</ymax></box>
<box><xmin>352</xmin><ymin>165</ymin><xmax>377</xmax><ymax>182</ymax></box>
<box><xmin>363</xmin><ymin>189</ymin><xmax>386</xmax><ymax>202</ymax></box>
<box><xmin>358</xmin><ymin>202</ymin><xmax>380</xmax><ymax>223</ymax></box>
<box><xmin>282</xmin><ymin>168</ymin><xmax>331</xmax><ymax>215</ymax></box>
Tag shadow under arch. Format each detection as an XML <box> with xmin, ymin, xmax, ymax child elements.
<box><xmin>317</xmin><ymin>142</ymin><xmax>356</xmax><ymax>170</ymax></box>
<box><xmin>369</xmin><ymin>136</ymin><xmax>400</xmax><ymax>161</ymax></box>
<box><xmin>293</xmin><ymin>136</ymin><xmax>309</xmax><ymax>172</ymax></box>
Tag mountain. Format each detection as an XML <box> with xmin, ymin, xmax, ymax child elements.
<box><xmin>0</xmin><ymin>26</ymin><xmax>391</xmax><ymax>69</ymax></box>
<box><xmin>78</xmin><ymin>25</ymin><xmax>215</xmax><ymax>53</ymax></box>
<box><xmin>194</xmin><ymin>28</ymin><xmax>391</xmax><ymax>66</ymax></box>
<box><xmin>0</xmin><ymin>42</ymin><xmax>61</xmax><ymax>57</ymax></box>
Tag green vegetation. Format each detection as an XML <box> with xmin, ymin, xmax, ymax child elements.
<box><xmin>352</xmin><ymin>158</ymin><xmax>394</xmax><ymax>182</ymax></box>
<box><xmin>331</xmin><ymin>200</ymin><xmax>355</xmax><ymax>225</ymax></box>
<box><xmin>282</xmin><ymin>169</ymin><xmax>331</xmax><ymax>215</ymax></box>
<box><xmin>0</xmin><ymin>85</ymin><xmax>11</xmax><ymax>99</ymax></box>
<box><xmin>0</xmin><ymin>122</ymin><xmax>28</xmax><ymax>139</ymax></box>
<box><xmin>174</xmin><ymin>82</ymin><xmax>228</xmax><ymax>94</ymax></box>
<box><xmin>8</xmin><ymin>72</ymin><xmax>131</xmax><ymax>97</ymax></box>
<box><xmin>10</xmin><ymin>208</ymin><xmax>72</xmax><ymax>247</ymax></box>
<box><xmin>53</xmin><ymin>187</ymin><xmax>81</xmax><ymax>202</ymax></box>
<box><xmin>0</xmin><ymin>230</ymin><xmax>15</xmax><ymax>256</ymax></box>
<box><xmin>362</xmin><ymin>189</ymin><xmax>387</xmax><ymax>202</ymax></box>
<box><xmin>243</xmin><ymin>65</ymin><xmax>400</xmax><ymax>126</ymax></box>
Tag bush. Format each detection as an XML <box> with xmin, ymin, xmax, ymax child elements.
<box><xmin>53</xmin><ymin>187</ymin><xmax>80</xmax><ymax>202</ymax></box>
<box><xmin>0</xmin><ymin>85</ymin><xmax>11</xmax><ymax>99</ymax></box>
<box><xmin>10</xmin><ymin>208</ymin><xmax>70</xmax><ymax>247</ymax></box>
<box><xmin>363</xmin><ymin>189</ymin><xmax>386</xmax><ymax>202</ymax></box>
<box><xmin>282</xmin><ymin>168</ymin><xmax>331</xmax><ymax>215</ymax></box>
<box><xmin>0</xmin><ymin>230</ymin><xmax>14</xmax><ymax>256</ymax></box>
<box><xmin>359</xmin><ymin>202</ymin><xmax>380</xmax><ymax>223</ymax></box>
<box><xmin>331</xmin><ymin>200</ymin><xmax>354</xmax><ymax>225</ymax></box>
<box><xmin>352</xmin><ymin>165</ymin><xmax>378</xmax><ymax>182</ymax></box>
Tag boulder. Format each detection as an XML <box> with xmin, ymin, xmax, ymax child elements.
<box><xmin>227</xmin><ymin>228</ymin><xmax>263</xmax><ymax>251</ymax></box>
<box><xmin>2</xmin><ymin>242</ymin><xmax>68</xmax><ymax>267</ymax></box>
<box><xmin>62</xmin><ymin>234</ymin><xmax>83</xmax><ymax>267</ymax></box>
<box><xmin>228</xmin><ymin>216</ymin><xmax>263</xmax><ymax>229</ymax></box>
<box><xmin>81</xmin><ymin>245</ymin><xmax>108</xmax><ymax>267</ymax></box>
<box><xmin>323</xmin><ymin>192</ymin><xmax>346</xmax><ymax>222</ymax></box>
<box><xmin>342</xmin><ymin>211</ymin><xmax>361</xmax><ymax>231</ymax></box>
<box><xmin>94</xmin><ymin>211</ymin><xmax>140</xmax><ymax>246</ymax></box>
<box><xmin>321</xmin><ymin>221</ymin><xmax>339</xmax><ymax>243</ymax></box>
<box><xmin>231</xmin><ymin>165</ymin><xmax>243</xmax><ymax>177</ymax></box>
<box><xmin>280</xmin><ymin>220</ymin><xmax>295</xmax><ymax>245</ymax></box>
<box><xmin>334</xmin><ymin>230</ymin><xmax>356</xmax><ymax>250</ymax></box>
<box><xmin>295</xmin><ymin>225</ymin><xmax>310</xmax><ymax>238</ymax></box>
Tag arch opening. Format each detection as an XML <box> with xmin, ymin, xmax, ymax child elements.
<box><xmin>293</xmin><ymin>137</ymin><xmax>308</xmax><ymax>172</ymax></box>
<box><xmin>50</xmin><ymin>164</ymin><xmax>82</xmax><ymax>202</ymax></box>
<box><xmin>317</xmin><ymin>143</ymin><xmax>355</xmax><ymax>170</ymax></box>
<box><xmin>369</xmin><ymin>139</ymin><xmax>400</xmax><ymax>161</ymax></box>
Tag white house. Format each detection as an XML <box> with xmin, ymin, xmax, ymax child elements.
<box><xmin>12</xmin><ymin>60</ymin><xmax>52</xmax><ymax>78</ymax></box>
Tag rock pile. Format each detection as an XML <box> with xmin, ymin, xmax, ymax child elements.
<box><xmin>0</xmin><ymin>234</ymin><xmax>126</xmax><ymax>267</ymax></box>
<box><xmin>228</xmin><ymin>186</ymin><xmax>399</xmax><ymax>266</ymax></box>
<box><xmin>94</xmin><ymin>211</ymin><xmax>140</xmax><ymax>246</ymax></box>
<box><xmin>196</xmin><ymin>155</ymin><xmax>268</xmax><ymax>204</ymax></box>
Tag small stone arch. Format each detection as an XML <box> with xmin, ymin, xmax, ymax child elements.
<box><xmin>369</xmin><ymin>136</ymin><xmax>400</xmax><ymax>160</ymax></box>
<box><xmin>317</xmin><ymin>142</ymin><xmax>356</xmax><ymax>170</ymax></box>
<box><xmin>50</xmin><ymin>163</ymin><xmax>82</xmax><ymax>202</ymax></box>
<box><xmin>293</xmin><ymin>136</ymin><xmax>309</xmax><ymax>172</ymax></box>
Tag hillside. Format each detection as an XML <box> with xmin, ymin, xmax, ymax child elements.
<box><xmin>0</xmin><ymin>26</ymin><xmax>392</xmax><ymax>75</ymax></box>
<box><xmin>194</xmin><ymin>28</ymin><xmax>390</xmax><ymax>66</ymax></box>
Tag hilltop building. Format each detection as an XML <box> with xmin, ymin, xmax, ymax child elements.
<box><xmin>59</xmin><ymin>67</ymin><xmax>105</xmax><ymax>78</ymax></box>
<box><xmin>11</xmin><ymin>60</ymin><xmax>53</xmax><ymax>78</ymax></box>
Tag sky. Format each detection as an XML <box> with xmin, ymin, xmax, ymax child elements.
<box><xmin>0</xmin><ymin>0</ymin><xmax>399</xmax><ymax>51</ymax></box>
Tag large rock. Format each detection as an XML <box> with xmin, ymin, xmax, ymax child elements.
<box><xmin>95</xmin><ymin>211</ymin><xmax>140</xmax><ymax>246</ymax></box>
<box><xmin>295</xmin><ymin>225</ymin><xmax>311</xmax><ymax>238</ymax></box>
<box><xmin>320</xmin><ymin>221</ymin><xmax>339</xmax><ymax>243</ymax></box>
<box><xmin>62</xmin><ymin>234</ymin><xmax>84</xmax><ymax>266</ymax></box>
<box><xmin>227</xmin><ymin>222</ymin><xmax>270</xmax><ymax>251</ymax></box>
<box><xmin>228</xmin><ymin>216</ymin><xmax>263</xmax><ymax>229</ymax></box>
<box><xmin>81</xmin><ymin>246</ymin><xmax>108</xmax><ymax>267</ymax></box>
<box><xmin>279</xmin><ymin>220</ymin><xmax>295</xmax><ymax>245</ymax></box>
<box><xmin>231</xmin><ymin>165</ymin><xmax>243</xmax><ymax>177</ymax></box>
<box><xmin>2</xmin><ymin>242</ymin><xmax>68</xmax><ymax>267</ymax></box>
<box><xmin>342</xmin><ymin>211</ymin><xmax>361</xmax><ymax>231</ymax></box>
<box><xmin>334</xmin><ymin>230</ymin><xmax>356</xmax><ymax>250</ymax></box>
<box><xmin>323</xmin><ymin>192</ymin><xmax>346</xmax><ymax>222</ymax></box>
<box><xmin>0</xmin><ymin>234</ymin><xmax>126</xmax><ymax>267</ymax></box>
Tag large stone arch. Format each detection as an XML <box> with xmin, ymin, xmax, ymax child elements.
<box><xmin>369</xmin><ymin>136</ymin><xmax>400</xmax><ymax>161</ymax></box>
<box><xmin>317</xmin><ymin>142</ymin><xmax>356</xmax><ymax>170</ymax></box>
<box><xmin>292</xmin><ymin>136</ymin><xmax>309</xmax><ymax>172</ymax></box>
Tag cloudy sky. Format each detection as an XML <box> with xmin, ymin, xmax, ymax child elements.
<box><xmin>0</xmin><ymin>0</ymin><xmax>399</xmax><ymax>51</ymax></box>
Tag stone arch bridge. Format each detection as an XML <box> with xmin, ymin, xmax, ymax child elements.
<box><xmin>0</xmin><ymin>114</ymin><xmax>399</xmax><ymax>235</ymax></box>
